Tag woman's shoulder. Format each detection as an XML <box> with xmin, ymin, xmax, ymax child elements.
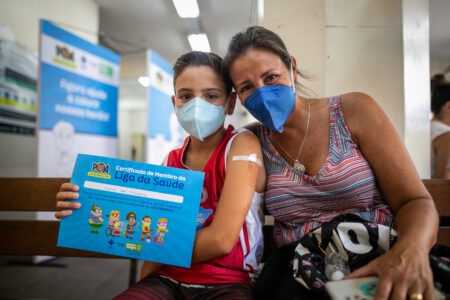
<box><xmin>339</xmin><ymin>92</ymin><xmax>382</xmax><ymax>117</ymax></box>
<box><xmin>340</xmin><ymin>92</ymin><xmax>376</xmax><ymax>105</ymax></box>
<box><xmin>314</xmin><ymin>93</ymin><xmax>375</xmax><ymax>107</ymax></box>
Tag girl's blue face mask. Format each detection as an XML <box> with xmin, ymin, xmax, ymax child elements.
<box><xmin>243</xmin><ymin>70</ymin><xmax>296</xmax><ymax>133</ymax></box>
<box><xmin>175</xmin><ymin>97</ymin><xmax>226</xmax><ymax>141</ymax></box>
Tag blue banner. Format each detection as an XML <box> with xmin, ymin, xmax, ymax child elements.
<box><xmin>39</xmin><ymin>64</ymin><xmax>118</xmax><ymax>136</ymax></box>
<box><xmin>38</xmin><ymin>19</ymin><xmax>121</xmax><ymax>177</ymax></box>
<box><xmin>146</xmin><ymin>50</ymin><xmax>185</xmax><ymax>164</ymax></box>
<box><xmin>39</xmin><ymin>19</ymin><xmax>120</xmax><ymax>136</ymax></box>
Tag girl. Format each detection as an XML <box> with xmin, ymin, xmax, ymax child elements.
<box><xmin>56</xmin><ymin>51</ymin><xmax>266</xmax><ymax>299</ymax></box>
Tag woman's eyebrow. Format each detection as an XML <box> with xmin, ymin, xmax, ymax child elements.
<box><xmin>235</xmin><ymin>80</ymin><xmax>250</xmax><ymax>90</ymax></box>
<box><xmin>235</xmin><ymin>68</ymin><xmax>281</xmax><ymax>89</ymax></box>
<box><xmin>260</xmin><ymin>68</ymin><xmax>280</xmax><ymax>78</ymax></box>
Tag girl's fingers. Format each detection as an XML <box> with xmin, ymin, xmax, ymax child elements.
<box><xmin>55</xmin><ymin>183</ymin><xmax>81</xmax><ymax>219</ymax></box>
<box><xmin>55</xmin><ymin>209</ymin><xmax>73</xmax><ymax>219</ymax></box>
<box><xmin>56</xmin><ymin>200</ymin><xmax>80</xmax><ymax>209</ymax></box>
<box><xmin>59</xmin><ymin>183</ymin><xmax>79</xmax><ymax>192</ymax></box>
<box><xmin>56</xmin><ymin>191</ymin><xmax>79</xmax><ymax>201</ymax></box>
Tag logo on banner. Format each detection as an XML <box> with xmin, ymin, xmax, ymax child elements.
<box><xmin>53</xmin><ymin>45</ymin><xmax>76</xmax><ymax>69</ymax></box>
<box><xmin>98</xmin><ymin>63</ymin><xmax>114</xmax><ymax>78</ymax></box>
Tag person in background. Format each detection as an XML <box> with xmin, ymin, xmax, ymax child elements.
<box><xmin>431</xmin><ymin>83</ymin><xmax>450</xmax><ymax>179</ymax></box>
<box><xmin>55</xmin><ymin>51</ymin><xmax>266</xmax><ymax>299</ymax></box>
<box><xmin>430</xmin><ymin>73</ymin><xmax>447</xmax><ymax>94</ymax></box>
<box><xmin>222</xmin><ymin>26</ymin><xmax>439</xmax><ymax>300</ymax></box>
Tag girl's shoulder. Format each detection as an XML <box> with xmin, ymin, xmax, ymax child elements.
<box><xmin>228</xmin><ymin>127</ymin><xmax>261</xmax><ymax>152</ymax></box>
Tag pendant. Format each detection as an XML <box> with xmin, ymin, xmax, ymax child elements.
<box><xmin>293</xmin><ymin>160</ymin><xmax>306</xmax><ymax>173</ymax></box>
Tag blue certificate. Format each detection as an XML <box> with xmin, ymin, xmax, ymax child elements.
<box><xmin>57</xmin><ymin>153</ymin><xmax>204</xmax><ymax>268</ymax></box>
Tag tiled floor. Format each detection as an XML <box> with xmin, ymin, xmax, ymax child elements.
<box><xmin>0</xmin><ymin>256</ymin><xmax>139</xmax><ymax>300</ymax></box>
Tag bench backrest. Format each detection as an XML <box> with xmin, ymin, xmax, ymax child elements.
<box><xmin>423</xmin><ymin>179</ymin><xmax>450</xmax><ymax>247</ymax></box>
<box><xmin>262</xmin><ymin>179</ymin><xmax>450</xmax><ymax>261</ymax></box>
<box><xmin>0</xmin><ymin>177</ymin><xmax>448</xmax><ymax>275</ymax></box>
<box><xmin>0</xmin><ymin>177</ymin><xmax>137</xmax><ymax>286</ymax></box>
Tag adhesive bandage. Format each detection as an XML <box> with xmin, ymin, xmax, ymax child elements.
<box><xmin>232</xmin><ymin>153</ymin><xmax>262</xmax><ymax>167</ymax></box>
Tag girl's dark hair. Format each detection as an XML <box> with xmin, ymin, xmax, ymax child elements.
<box><xmin>431</xmin><ymin>83</ymin><xmax>450</xmax><ymax>115</ymax></box>
<box><xmin>173</xmin><ymin>51</ymin><xmax>232</xmax><ymax>95</ymax></box>
<box><xmin>223</xmin><ymin>26</ymin><xmax>312</xmax><ymax>95</ymax></box>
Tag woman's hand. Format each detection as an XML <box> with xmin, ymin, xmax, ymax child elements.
<box><xmin>55</xmin><ymin>183</ymin><xmax>81</xmax><ymax>219</ymax></box>
<box><xmin>346</xmin><ymin>242</ymin><xmax>434</xmax><ymax>300</ymax></box>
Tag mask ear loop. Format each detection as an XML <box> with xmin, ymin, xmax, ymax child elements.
<box><xmin>174</xmin><ymin>102</ymin><xmax>180</xmax><ymax>116</ymax></box>
<box><xmin>223</xmin><ymin>92</ymin><xmax>234</xmax><ymax>115</ymax></box>
<box><xmin>290</xmin><ymin>67</ymin><xmax>296</xmax><ymax>94</ymax></box>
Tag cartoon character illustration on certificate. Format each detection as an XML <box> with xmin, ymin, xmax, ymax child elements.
<box><xmin>105</xmin><ymin>209</ymin><xmax>121</xmax><ymax>237</ymax></box>
<box><xmin>123</xmin><ymin>212</ymin><xmax>138</xmax><ymax>239</ymax></box>
<box><xmin>88</xmin><ymin>205</ymin><xmax>104</xmax><ymax>234</ymax></box>
<box><xmin>112</xmin><ymin>220</ymin><xmax>122</xmax><ymax>237</ymax></box>
<box><xmin>141</xmin><ymin>215</ymin><xmax>152</xmax><ymax>242</ymax></box>
<box><xmin>107</xmin><ymin>210</ymin><xmax>120</xmax><ymax>227</ymax></box>
<box><xmin>153</xmin><ymin>217</ymin><xmax>169</xmax><ymax>244</ymax></box>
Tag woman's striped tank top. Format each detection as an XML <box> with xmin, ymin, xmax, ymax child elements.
<box><xmin>256</xmin><ymin>95</ymin><xmax>394</xmax><ymax>247</ymax></box>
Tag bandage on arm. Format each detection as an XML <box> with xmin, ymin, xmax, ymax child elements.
<box><xmin>231</xmin><ymin>153</ymin><xmax>262</xmax><ymax>167</ymax></box>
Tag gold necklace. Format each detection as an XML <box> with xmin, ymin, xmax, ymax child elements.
<box><xmin>272</xmin><ymin>98</ymin><xmax>310</xmax><ymax>173</ymax></box>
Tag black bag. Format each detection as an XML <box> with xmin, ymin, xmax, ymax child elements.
<box><xmin>292</xmin><ymin>214</ymin><xmax>450</xmax><ymax>297</ymax></box>
<box><xmin>430</xmin><ymin>244</ymin><xmax>450</xmax><ymax>294</ymax></box>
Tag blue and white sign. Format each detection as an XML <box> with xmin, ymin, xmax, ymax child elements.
<box><xmin>37</xmin><ymin>20</ymin><xmax>120</xmax><ymax>177</ymax></box>
<box><xmin>146</xmin><ymin>50</ymin><xmax>185</xmax><ymax>164</ymax></box>
<box><xmin>58</xmin><ymin>154</ymin><xmax>204</xmax><ymax>267</ymax></box>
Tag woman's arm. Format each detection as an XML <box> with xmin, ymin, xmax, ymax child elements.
<box><xmin>190</xmin><ymin>131</ymin><xmax>265</xmax><ymax>263</ymax></box>
<box><xmin>342</xmin><ymin>92</ymin><xmax>439</xmax><ymax>299</ymax></box>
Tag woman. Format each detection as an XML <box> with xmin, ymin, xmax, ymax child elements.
<box><xmin>431</xmin><ymin>83</ymin><xmax>450</xmax><ymax>179</ymax></box>
<box><xmin>223</xmin><ymin>26</ymin><xmax>439</xmax><ymax>300</ymax></box>
<box><xmin>56</xmin><ymin>51</ymin><xmax>266</xmax><ymax>299</ymax></box>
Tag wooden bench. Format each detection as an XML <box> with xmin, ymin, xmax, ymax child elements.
<box><xmin>426</xmin><ymin>179</ymin><xmax>450</xmax><ymax>247</ymax></box>
<box><xmin>0</xmin><ymin>177</ymin><xmax>448</xmax><ymax>286</ymax></box>
<box><xmin>0</xmin><ymin>177</ymin><xmax>138</xmax><ymax>287</ymax></box>
<box><xmin>262</xmin><ymin>178</ymin><xmax>450</xmax><ymax>261</ymax></box>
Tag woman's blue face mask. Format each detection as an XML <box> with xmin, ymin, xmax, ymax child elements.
<box><xmin>243</xmin><ymin>72</ymin><xmax>296</xmax><ymax>133</ymax></box>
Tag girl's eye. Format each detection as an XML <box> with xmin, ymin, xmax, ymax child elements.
<box><xmin>179</xmin><ymin>94</ymin><xmax>192</xmax><ymax>101</ymax></box>
<box><xmin>205</xmin><ymin>94</ymin><xmax>218</xmax><ymax>101</ymax></box>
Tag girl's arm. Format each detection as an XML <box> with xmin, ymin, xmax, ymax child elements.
<box><xmin>140</xmin><ymin>261</ymin><xmax>163</xmax><ymax>280</ymax></box>
<box><xmin>190</xmin><ymin>131</ymin><xmax>265</xmax><ymax>263</ymax></box>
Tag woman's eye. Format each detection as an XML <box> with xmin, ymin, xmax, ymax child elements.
<box><xmin>239</xmin><ymin>85</ymin><xmax>251</xmax><ymax>94</ymax></box>
<box><xmin>265</xmin><ymin>74</ymin><xmax>279</xmax><ymax>83</ymax></box>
